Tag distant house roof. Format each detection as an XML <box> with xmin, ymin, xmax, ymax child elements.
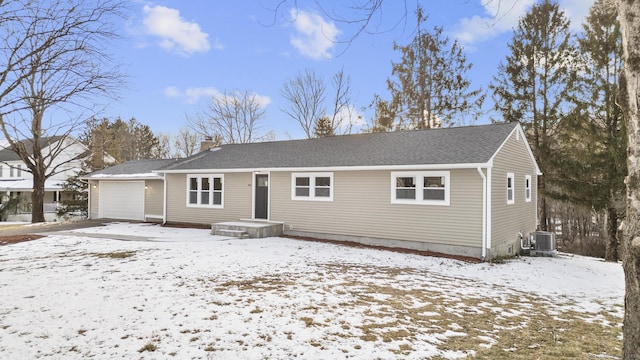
<box><xmin>85</xmin><ymin>159</ymin><xmax>181</xmax><ymax>179</ymax></box>
<box><xmin>0</xmin><ymin>136</ymin><xmax>66</xmax><ymax>162</ymax></box>
<box><xmin>158</xmin><ymin>122</ymin><xmax>521</xmax><ymax>172</ymax></box>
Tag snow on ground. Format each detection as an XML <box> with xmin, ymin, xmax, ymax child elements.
<box><xmin>0</xmin><ymin>222</ymin><xmax>624</xmax><ymax>359</ymax></box>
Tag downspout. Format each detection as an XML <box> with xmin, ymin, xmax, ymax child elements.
<box><xmin>487</xmin><ymin>165</ymin><xmax>493</xmax><ymax>258</ymax></box>
<box><xmin>162</xmin><ymin>172</ymin><xmax>167</xmax><ymax>225</ymax></box>
<box><xmin>477</xmin><ymin>167</ymin><xmax>487</xmax><ymax>260</ymax></box>
<box><xmin>85</xmin><ymin>179</ymin><xmax>91</xmax><ymax>220</ymax></box>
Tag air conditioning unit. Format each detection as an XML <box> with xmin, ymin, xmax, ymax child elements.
<box><xmin>525</xmin><ymin>231</ymin><xmax>558</xmax><ymax>257</ymax></box>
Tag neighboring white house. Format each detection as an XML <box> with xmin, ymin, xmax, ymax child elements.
<box><xmin>0</xmin><ymin>136</ymin><xmax>91</xmax><ymax>221</ymax></box>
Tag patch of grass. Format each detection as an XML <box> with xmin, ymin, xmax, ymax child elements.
<box><xmin>91</xmin><ymin>251</ymin><xmax>136</xmax><ymax>259</ymax></box>
<box><xmin>300</xmin><ymin>317</ymin><xmax>315</xmax><ymax>327</ymax></box>
<box><xmin>137</xmin><ymin>342</ymin><xmax>157</xmax><ymax>353</ymax></box>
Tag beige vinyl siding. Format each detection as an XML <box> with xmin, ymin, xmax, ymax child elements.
<box><xmin>270</xmin><ymin>169</ymin><xmax>483</xmax><ymax>249</ymax></box>
<box><xmin>89</xmin><ymin>180</ymin><xmax>99</xmax><ymax>219</ymax></box>
<box><xmin>490</xmin><ymin>130</ymin><xmax>538</xmax><ymax>257</ymax></box>
<box><xmin>165</xmin><ymin>172</ymin><xmax>252</xmax><ymax>224</ymax></box>
<box><xmin>144</xmin><ymin>179</ymin><xmax>164</xmax><ymax>217</ymax></box>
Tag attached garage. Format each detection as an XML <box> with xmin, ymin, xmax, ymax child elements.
<box><xmin>99</xmin><ymin>181</ymin><xmax>145</xmax><ymax>220</ymax></box>
<box><xmin>84</xmin><ymin>159</ymin><xmax>178</xmax><ymax>222</ymax></box>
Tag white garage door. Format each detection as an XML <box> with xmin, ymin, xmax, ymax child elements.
<box><xmin>99</xmin><ymin>181</ymin><xmax>145</xmax><ymax>221</ymax></box>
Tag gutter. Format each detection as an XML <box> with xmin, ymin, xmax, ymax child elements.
<box><xmin>477</xmin><ymin>167</ymin><xmax>487</xmax><ymax>260</ymax></box>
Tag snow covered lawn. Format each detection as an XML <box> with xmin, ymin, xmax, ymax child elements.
<box><xmin>0</xmin><ymin>222</ymin><xmax>624</xmax><ymax>359</ymax></box>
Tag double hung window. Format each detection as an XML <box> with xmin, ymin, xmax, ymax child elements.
<box><xmin>292</xmin><ymin>173</ymin><xmax>333</xmax><ymax>201</ymax></box>
<box><xmin>391</xmin><ymin>171</ymin><xmax>449</xmax><ymax>205</ymax></box>
<box><xmin>507</xmin><ymin>173</ymin><xmax>515</xmax><ymax>204</ymax></box>
<box><xmin>525</xmin><ymin>175</ymin><xmax>532</xmax><ymax>202</ymax></box>
<box><xmin>187</xmin><ymin>175</ymin><xmax>223</xmax><ymax>207</ymax></box>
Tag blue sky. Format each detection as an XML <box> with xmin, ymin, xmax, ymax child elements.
<box><xmin>106</xmin><ymin>0</ymin><xmax>595</xmax><ymax>141</ymax></box>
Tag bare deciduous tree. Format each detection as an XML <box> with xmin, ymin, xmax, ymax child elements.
<box><xmin>188</xmin><ymin>90</ymin><xmax>272</xmax><ymax>144</ymax></box>
<box><xmin>281</xmin><ymin>69</ymin><xmax>326</xmax><ymax>139</ymax></box>
<box><xmin>173</xmin><ymin>127</ymin><xmax>200</xmax><ymax>158</ymax></box>
<box><xmin>0</xmin><ymin>0</ymin><xmax>125</xmax><ymax>223</ymax></box>
<box><xmin>328</xmin><ymin>68</ymin><xmax>356</xmax><ymax>135</ymax></box>
<box><xmin>281</xmin><ymin>68</ymin><xmax>356</xmax><ymax>138</ymax></box>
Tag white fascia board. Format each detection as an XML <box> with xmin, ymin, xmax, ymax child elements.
<box><xmin>157</xmin><ymin>162</ymin><xmax>490</xmax><ymax>174</ymax></box>
<box><xmin>83</xmin><ymin>175</ymin><xmax>163</xmax><ymax>181</ymax></box>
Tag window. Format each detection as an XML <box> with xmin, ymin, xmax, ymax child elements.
<box><xmin>0</xmin><ymin>165</ymin><xmax>3</xmax><ymax>177</ymax></box>
<box><xmin>291</xmin><ymin>173</ymin><xmax>333</xmax><ymax>201</ymax></box>
<box><xmin>391</xmin><ymin>171</ymin><xmax>450</xmax><ymax>205</ymax></box>
<box><xmin>17</xmin><ymin>164</ymin><xmax>21</xmax><ymax>177</ymax></box>
<box><xmin>525</xmin><ymin>175</ymin><xmax>532</xmax><ymax>202</ymax></box>
<box><xmin>9</xmin><ymin>166</ymin><xmax>14</xmax><ymax>177</ymax></box>
<box><xmin>187</xmin><ymin>175</ymin><xmax>223</xmax><ymax>208</ymax></box>
<box><xmin>507</xmin><ymin>173</ymin><xmax>515</xmax><ymax>205</ymax></box>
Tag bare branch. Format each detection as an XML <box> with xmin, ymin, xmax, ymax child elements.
<box><xmin>187</xmin><ymin>90</ymin><xmax>271</xmax><ymax>144</ymax></box>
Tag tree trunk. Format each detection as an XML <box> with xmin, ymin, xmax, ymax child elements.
<box><xmin>538</xmin><ymin>175</ymin><xmax>548</xmax><ymax>231</ymax></box>
<box><xmin>616</xmin><ymin>0</ymin><xmax>640</xmax><ymax>357</ymax></box>
<box><xmin>605</xmin><ymin>207</ymin><xmax>619</xmax><ymax>262</ymax></box>
<box><xmin>31</xmin><ymin>173</ymin><xmax>46</xmax><ymax>223</ymax></box>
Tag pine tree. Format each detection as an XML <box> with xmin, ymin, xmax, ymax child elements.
<box><xmin>387</xmin><ymin>5</ymin><xmax>484</xmax><ymax>129</ymax></box>
<box><xmin>490</xmin><ymin>0</ymin><xmax>577</xmax><ymax>231</ymax></box>
<box><xmin>314</xmin><ymin>116</ymin><xmax>335</xmax><ymax>137</ymax></box>
<box><xmin>549</xmin><ymin>0</ymin><xmax>625</xmax><ymax>261</ymax></box>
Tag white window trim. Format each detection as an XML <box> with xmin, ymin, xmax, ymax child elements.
<box><xmin>391</xmin><ymin>171</ymin><xmax>450</xmax><ymax>206</ymax></box>
<box><xmin>525</xmin><ymin>175</ymin><xmax>532</xmax><ymax>203</ymax></box>
<box><xmin>291</xmin><ymin>172</ymin><xmax>334</xmax><ymax>201</ymax></box>
<box><xmin>186</xmin><ymin>174</ymin><xmax>224</xmax><ymax>208</ymax></box>
<box><xmin>507</xmin><ymin>172</ymin><xmax>515</xmax><ymax>205</ymax></box>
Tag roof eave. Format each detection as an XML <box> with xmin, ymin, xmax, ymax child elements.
<box><xmin>156</xmin><ymin>162</ymin><xmax>492</xmax><ymax>174</ymax></box>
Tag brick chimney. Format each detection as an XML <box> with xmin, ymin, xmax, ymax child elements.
<box><xmin>200</xmin><ymin>136</ymin><xmax>219</xmax><ymax>152</ymax></box>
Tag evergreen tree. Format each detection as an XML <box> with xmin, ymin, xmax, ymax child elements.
<box><xmin>549</xmin><ymin>0</ymin><xmax>625</xmax><ymax>261</ymax></box>
<box><xmin>365</xmin><ymin>94</ymin><xmax>398</xmax><ymax>133</ymax></box>
<box><xmin>387</xmin><ymin>5</ymin><xmax>484</xmax><ymax>129</ymax></box>
<box><xmin>490</xmin><ymin>0</ymin><xmax>577</xmax><ymax>231</ymax></box>
<box><xmin>314</xmin><ymin>116</ymin><xmax>335</xmax><ymax>137</ymax></box>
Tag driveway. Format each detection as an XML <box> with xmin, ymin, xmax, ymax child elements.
<box><xmin>0</xmin><ymin>219</ymin><xmax>117</xmax><ymax>237</ymax></box>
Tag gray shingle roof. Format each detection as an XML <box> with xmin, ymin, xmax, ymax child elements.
<box><xmin>0</xmin><ymin>136</ymin><xmax>66</xmax><ymax>162</ymax></box>
<box><xmin>87</xmin><ymin>159</ymin><xmax>180</xmax><ymax>177</ymax></box>
<box><xmin>160</xmin><ymin>122</ymin><xmax>519</xmax><ymax>171</ymax></box>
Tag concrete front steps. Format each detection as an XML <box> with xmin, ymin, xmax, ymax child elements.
<box><xmin>211</xmin><ymin>220</ymin><xmax>284</xmax><ymax>239</ymax></box>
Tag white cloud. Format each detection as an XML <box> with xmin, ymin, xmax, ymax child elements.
<box><xmin>453</xmin><ymin>0</ymin><xmax>535</xmax><ymax>46</ymax></box>
<box><xmin>560</xmin><ymin>0</ymin><xmax>596</xmax><ymax>30</ymax></box>
<box><xmin>253</xmin><ymin>94</ymin><xmax>273</xmax><ymax>108</ymax></box>
<box><xmin>164</xmin><ymin>87</ymin><xmax>271</xmax><ymax>108</ymax></box>
<box><xmin>164</xmin><ymin>86</ymin><xmax>221</xmax><ymax>104</ymax></box>
<box><xmin>142</xmin><ymin>5</ymin><xmax>211</xmax><ymax>56</ymax></box>
<box><xmin>334</xmin><ymin>105</ymin><xmax>365</xmax><ymax>133</ymax></box>
<box><xmin>453</xmin><ymin>0</ymin><xmax>595</xmax><ymax>47</ymax></box>
<box><xmin>163</xmin><ymin>86</ymin><xmax>180</xmax><ymax>98</ymax></box>
<box><xmin>290</xmin><ymin>9</ymin><xmax>340</xmax><ymax>60</ymax></box>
